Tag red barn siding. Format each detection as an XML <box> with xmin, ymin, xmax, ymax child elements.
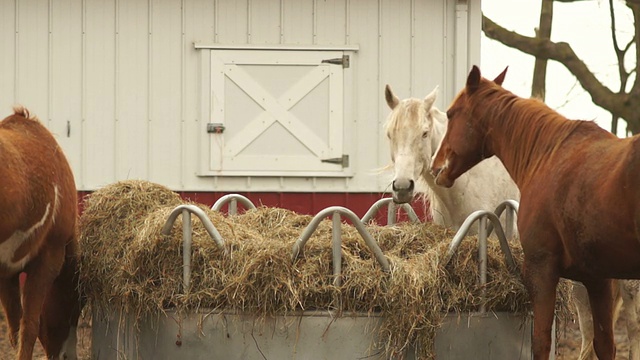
<box><xmin>78</xmin><ymin>191</ymin><xmax>431</xmax><ymax>226</ymax></box>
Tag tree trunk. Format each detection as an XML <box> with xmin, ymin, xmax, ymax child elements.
<box><xmin>532</xmin><ymin>0</ymin><xmax>554</xmax><ymax>100</ymax></box>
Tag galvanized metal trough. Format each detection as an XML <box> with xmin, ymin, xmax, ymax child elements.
<box><xmin>91</xmin><ymin>196</ymin><xmax>554</xmax><ymax>360</ymax></box>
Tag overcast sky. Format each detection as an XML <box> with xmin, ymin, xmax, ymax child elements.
<box><xmin>481</xmin><ymin>0</ymin><xmax>635</xmax><ymax>136</ymax></box>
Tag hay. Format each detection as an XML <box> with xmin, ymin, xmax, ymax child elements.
<box><xmin>78</xmin><ymin>180</ymin><xmax>183</xmax><ymax>315</ymax></box>
<box><xmin>79</xmin><ymin>181</ymin><xmax>571</xmax><ymax>360</ymax></box>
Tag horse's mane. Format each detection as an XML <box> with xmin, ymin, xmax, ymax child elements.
<box><xmin>472</xmin><ymin>80</ymin><xmax>606</xmax><ymax>184</ymax></box>
<box><xmin>383</xmin><ymin>99</ymin><xmax>424</xmax><ymax>134</ymax></box>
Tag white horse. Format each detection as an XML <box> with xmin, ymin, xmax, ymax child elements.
<box><xmin>383</xmin><ymin>84</ymin><xmax>519</xmax><ymax>233</ymax></box>
<box><xmin>383</xmin><ymin>84</ymin><xmax>640</xmax><ymax>360</ymax></box>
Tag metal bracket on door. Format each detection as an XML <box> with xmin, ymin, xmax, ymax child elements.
<box><xmin>321</xmin><ymin>154</ymin><xmax>349</xmax><ymax>167</ymax></box>
<box><xmin>321</xmin><ymin>55</ymin><xmax>350</xmax><ymax>68</ymax></box>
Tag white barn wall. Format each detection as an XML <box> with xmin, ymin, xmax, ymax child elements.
<box><xmin>0</xmin><ymin>0</ymin><xmax>480</xmax><ymax>192</ymax></box>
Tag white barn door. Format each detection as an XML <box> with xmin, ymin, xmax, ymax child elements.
<box><xmin>207</xmin><ymin>49</ymin><xmax>350</xmax><ymax>176</ymax></box>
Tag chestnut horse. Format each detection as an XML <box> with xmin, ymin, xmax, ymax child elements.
<box><xmin>431</xmin><ymin>65</ymin><xmax>640</xmax><ymax>360</ymax></box>
<box><xmin>0</xmin><ymin>107</ymin><xmax>81</xmax><ymax>359</ymax></box>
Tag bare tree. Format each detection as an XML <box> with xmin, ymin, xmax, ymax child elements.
<box><xmin>483</xmin><ymin>0</ymin><xmax>639</xmax><ymax>135</ymax></box>
<box><xmin>532</xmin><ymin>0</ymin><xmax>554</xmax><ymax>100</ymax></box>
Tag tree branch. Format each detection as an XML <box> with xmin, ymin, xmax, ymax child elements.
<box><xmin>482</xmin><ymin>15</ymin><xmax>623</xmax><ymax>112</ymax></box>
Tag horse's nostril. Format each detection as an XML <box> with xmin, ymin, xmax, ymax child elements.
<box><xmin>392</xmin><ymin>179</ymin><xmax>414</xmax><ymax>192</ymax></box>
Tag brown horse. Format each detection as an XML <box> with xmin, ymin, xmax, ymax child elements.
<box><xmin>0</xmin><ymin>106</ymin><xmax>81</xmax><ymax>359</ymax></box>
<box><xmin>431</xmin><ymin>65</ymin><xmax>640</xmax><ymax>360</ymax></box>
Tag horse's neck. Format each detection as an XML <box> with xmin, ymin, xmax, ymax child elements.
<box><xmin>485</xmin><ymin>100</ymin><xmax>575</xmax><ymax>189</ymax></box>
<box><xmin>424</xmin><ymin>177</ymin><xmax>470</xmax><ymax>228</ymax></box>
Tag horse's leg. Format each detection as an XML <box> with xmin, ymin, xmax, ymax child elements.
<box><xmin>573</xmin><ymin>281</ymin><xmax>597</xmax><ymax>360</ymax></box>
<box><xmin>523</xmin><ymin>258</ymin><xmax>559</xmax><ymax>360</ymax></box>
<box><xmin>39</xmin><ymin>238</ymin><xmax>82</xmax><ymax>360</ymax></box>
<box><xmin>18</xmin><ymin>246</ymin><xmax>65</xmax><ymax>360</ymax></box>
<box><xmin>584</xmin><ymin>278</ymin><xmax>617</xmax><ymax>360</ymax></box>
<box><xmin>620</xmin><ymin>280</ymin><xmax>640</xmax><ymax>360</ymax></box>
<box><xmin>0</xmin><ymin>275</ymin><xmax>22</xmax><ymax>348</ymax></box>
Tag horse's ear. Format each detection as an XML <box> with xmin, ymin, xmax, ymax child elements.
<box><xmin>385</xmin><ymin>84</ymin><xmax>400</xmax><ymax>109</ymax></box>
<box><xmin>424</xmin><ymin>86</ymin><xmax>438</xmax><ymax>110</ymax></box>
<box><xmin>466</xmin><ymin>65</ymin><xmax>481</xmax><ymax>93</ymax></box>
<box><xmin>493</xmin><ymin>66</ymin><xmax>508</xmax><ymax>86</ymax></box>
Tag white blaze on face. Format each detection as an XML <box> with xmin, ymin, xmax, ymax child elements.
<box><xmin>0</xmin><ymin>185</ymin><xmax>59</xmax><ymax>272</ymax></box>
<box><xmin>431</xmin><ymin>125</ymin><xmax>449</xmax><ymax>172</ymax></box>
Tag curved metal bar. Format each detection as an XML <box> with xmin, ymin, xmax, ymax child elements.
<box><xmin>291</xmin><ymin>206</ymin><xmax>390</xmax><ymax>273</ymax></box>
<box><xmin>360</xmin><ymin>198</ymin><xmax>420</xmax><ymax>224</ymax></box>
<box><xmin>442</xmin><ymin>210</ymin><xmax>517</xmax><ymax>273</ymax></box>
<box><xmin>211</xmin><ymin>194</ymin><xmax>257</xmax><ymax>213</ymax></box>
<box><xmin>332</xmin><ymin>212</ymin><xmax>343</xmax><ymax>286</ymax></box>
<box><xmin>162</xmin><ymin>204</ymin><xmax>227</xmax><ymax>290</ymax></box>
<box><xmin>478</xmin><ymin>216</ymin><xmax>488</xmax><ymax>314</ymax></box>
<box><xmin>361</xmin><ymin>198</ymin><xmax>392</xmax><ymax>223</ymax></box>
<box><xmin>486</xmin><ymin>199</ymin><xmax>519</xmax><ymax>240</ymax></box>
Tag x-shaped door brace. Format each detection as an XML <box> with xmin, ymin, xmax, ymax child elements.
<box><xmin>215</xmin><ymin>63</ymin><xmax>333</xmax><ymax>158</ymax></box>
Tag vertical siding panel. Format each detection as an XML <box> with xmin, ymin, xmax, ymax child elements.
<box><xmin>215</xmin><ymin>0</ymin><xmax>248</xmax><ymax>44</ymax></box>
<box><xmin>444</xmin><ymin>0</ymin><xmax>455</xmax><ymax>102</ymax></box>
<box><xmin>282</xmin><ymin>0</ymin><xmax>313</xmax><ymax>44</ymax></box>
<box><xmin>16</xmin><ymin>0</ymin><xmax>49</xmax><ymax>115</ymax></box>
<box><xmin>380</xmin><ymin>0</ymin><xmax>412</xmax><ymax>95</ymax></box>
<box><xmin>347</xmin><ymin>1</ymin><xmax>384</xmax><ymax>190</ymax></box>
<box><xmin>249</xmin><ymin>0</ymin><xmax>281</xmax><ymax>44</ymax></box>
<box><xmin>413</xmin><ymin>0</ymin><xmax>446</xmax><ymax>107</ymax></box>
<box><xmin>378</xmin><ymin>0</ymin><xmax>412</xmax><ymax>186</ymax></box>
<box><xmin>0</xmin><ymin>1</ymin><xmax>16</xmax><ymax>111</ymax></box>
<box><xmin>315</xmin><ymin>0</ymin><xmax>346</xmax><ymax>45</ymax></box>
<box><xmin>83</xmin><ymin>0</ymin><xmax>116</xmax><ymax>188</ymax></box>
<box><xmin>148</xmin><ymin>0</ymin><xmax>182</xmax><ymax>187</ymax></box>
<box><xmin>51</xmin><ymin>0</ymin><xmax>84</xmax><ymax>181</ymax></box>
<box><xmin>183</xmin><ymin>0</ymin><xmax>215</xmax><ymax>189</ymax></box>
<box><xmin>115</xmin><ymin>0</ymin><xmax>149</xmax><ymax>181</ymax></box>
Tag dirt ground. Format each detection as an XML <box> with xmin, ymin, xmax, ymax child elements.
<box><xmin>0</xmin><ymin>309</ymin><xmax>632</xmax><ymax>360</ymax></box>
<box><xmin>0</xmin><ymin>310</ymin><xmax>92</xmax><ymax>360</ymax></box>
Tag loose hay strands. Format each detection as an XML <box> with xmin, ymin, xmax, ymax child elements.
<box><xmin>78</xmin><ymin>180</ymin><xmax>183</xmax><ymax>316</ymax></box>
<box><xmin>79</xmin><ymin>181</ymin><xmax>571</xmax><ymax>360</ymax></box>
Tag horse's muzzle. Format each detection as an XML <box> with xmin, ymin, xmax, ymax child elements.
<box><xmin>392</xmin><ymin>179</ymin><xmax>415</xmax><ymax>203</ymax></box>
<box><xmin>432</xmin><ymin>167</ymin><xmax>454</xmax><ymax>188</ymax></box>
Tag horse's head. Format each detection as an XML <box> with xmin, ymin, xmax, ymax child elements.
<box><xmin>431</xmin><ymin>65</ymin><xmax>507</xmax><ymax>188</ymax></box>
<box><xmin>384</xmin><ymin>84</ymin><xmax>446</xmax><ymax>203</ymax></box>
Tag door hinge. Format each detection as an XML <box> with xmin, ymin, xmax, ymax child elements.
<box><xmin>321</xmin><ymin>154</ymin><xmax>349</xmax><ymax>168</ymax></box>
<box><xmin>321</xmin><ymin>55</ymin><xmax>349</xmax><ymax>68</ymax></box>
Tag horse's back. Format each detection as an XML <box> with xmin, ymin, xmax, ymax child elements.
<box><xmin>1</xmin><ymin>107</ymin><xmax>76</xmax><ymax>195</ymax></box>
<box><xmin>0</xmin><ymin>107</ymin><xmax>77</xmax><ymax>265</ymax></box>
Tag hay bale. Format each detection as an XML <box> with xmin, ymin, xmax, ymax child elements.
<box><xmin>78</xmin><ymin>180</ymin><xmax>183</xmax><ymax>314</ymax></box>
<box><xmin>79</xmin><ymin>182</ymin><xmax>571</xmax><ymax>360</ymax></box>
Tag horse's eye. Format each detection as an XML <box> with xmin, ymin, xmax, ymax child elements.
<box><xmin>422</xmin><ymin>131</ymin><xmax>428</xmax><ymax>138</ymax></box>
<box><xmin>446</xmin><ymin>110</ymin><xmax>454</xmax><ymax>119</ymax></box>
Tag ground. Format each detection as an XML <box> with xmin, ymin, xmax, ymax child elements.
<box><xmin>0</xmin><ymin>310</ymin><xmax>630</xmax><ymax>359</ymax></box>
<box><xmin>0</xmin><ymin>311</ymin><xmax>91</xmax><ymax>360</ymax></box>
